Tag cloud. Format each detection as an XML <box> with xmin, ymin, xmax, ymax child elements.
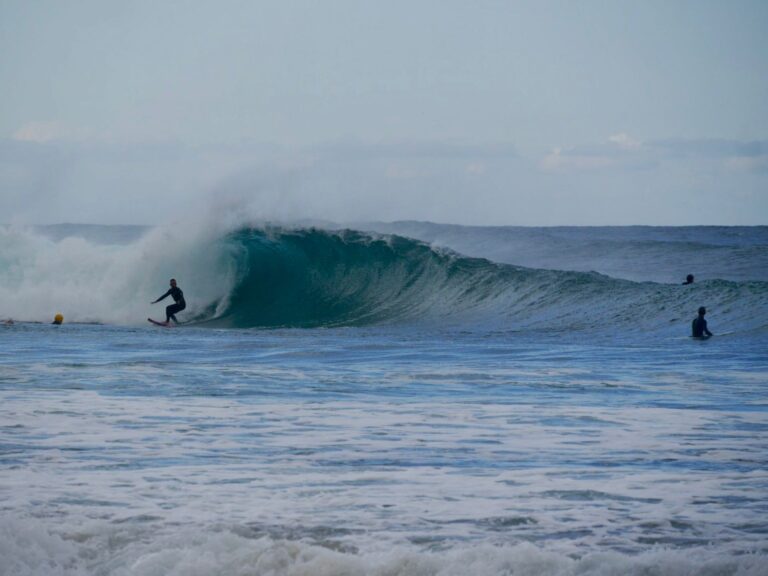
<box><xmin>647</xmin><ymin>138</ymin><xmax>768</xmax><ymax>173</ymax></box>
<box><xmin>12</xmin><ymin>122</ymin><xmax>64</xmax><ymax>143</ymax></box>
<box><xmin>539</xmin><ymin>147</ymin><xmax>614</xmax><ymax>171</ymax></box>
<box><xmin>649</xmin><ymin>138</ymin><xmax>768</xmax><ymax>158</ymax></box>
<box><xmin>2</xmin><ymin>134</ymin><xmax>766</xmax><ymax>226</ymax></box>
<box><xmin>539</xmin><ymin>133</ymin><xmax>650</xmax><ymax>172</ymax></box>
<box><xmin>306</xmin><ymin>139</ymin><xmax>513</xmax><ymax>188</ymax></box>
<box><xmin>608</xmin><ymin>132</ymin><xmax>643</xmax><ymax>150</ymax></box>
<box><xmin>645</xmin><ymin>138</ymin><xmax>768</xmax><ymax>175</ymax></box>
<box><xmin>385</xmin><ymin>164</ymin><xmax>423</xmax><ymax>180</ymax></box>
<box><xmin>540</xmin><ymin>135</ymin><xmax>768</xmax><ymax>173</ymax></box>
<box><xmin>725</xmin><ymin>155</ymin><xmax>768</xmax><ymax>174</ymax></box>
<box><xmin>465</xmin><ymin>162</ymin><xmax>486</xmax><ymax>175</ymax></box>
<box><xmin>314</xmin><ymin>140</ymin><xmax>518</xmax><ymax>161</ymax></box>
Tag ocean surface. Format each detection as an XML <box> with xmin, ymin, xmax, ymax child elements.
<box><xmin>1</xmin><ymin>222</ymin><xmax>767</xmax><ymax>575</ymax></box>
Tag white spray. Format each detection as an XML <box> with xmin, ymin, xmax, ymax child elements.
<box><xmin>0</xmin><ymin>221</ymin><xmax>242</xmax><ymax>325</ymax></box>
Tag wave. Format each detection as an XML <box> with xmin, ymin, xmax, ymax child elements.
<box><xmin>204</xmin><ymin>227</ymin><xmax>517</xmax><ymax>328</ymax></box>
<box><xmin>2</xmin><ymin>224</ymin><xmax>767</xmax><ymax>334</ymax></box>
<box><xmin>2</xmin><ymin>518</ymin><xmax>766</xmax><ymax>576</ymax></box>
<box><xmin>200</xmin><ymin>227</ymin><xmax>768</xmax><ymax>334</ymax></box>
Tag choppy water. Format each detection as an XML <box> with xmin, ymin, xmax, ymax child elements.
<box><xmin>1</xmin><ymin>223</ymin><xmax>767</xmax><ymax>575</ymax></box>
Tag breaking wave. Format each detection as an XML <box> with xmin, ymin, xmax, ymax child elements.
<box><xmin>1</xmin><ymin>224</ymin><xmax>766</xmax><ymax>334</ymax></box>
<box><xmin>2</xmin><ymin>518</ymin><xmax>766</xmax><ymax>576</ymax></box>
<box><xmin>185</xmin><ymin>227</ymin><xmax>768</xmax><ymax>334</ymax></box>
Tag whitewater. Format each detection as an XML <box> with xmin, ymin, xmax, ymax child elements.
<box><xmin>1</xmin><ymin>222</ymin><xmax>767</xmax><ymax>575</ymax></box>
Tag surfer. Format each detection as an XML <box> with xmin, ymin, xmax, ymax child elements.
<box><xmin>691</xmin><ymin>306</ymin><xmax>713</xmax><ymax>338</ymax></box>
<box><xmin>682</xmin><ymin>274</ymin><xmax>694</xmax><ymax>285</ymax></box>
<box><xmin>151</xmin><ymin>278</ymin><xmax>186</xmax><ymax>325</ymax></box>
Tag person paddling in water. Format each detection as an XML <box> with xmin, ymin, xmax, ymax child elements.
<box><xmin>692</xmin><ymin>306</ymin><xmax>713</xmax><ymax>339</ymax></box>
<box><xmin>152</xmin><ymin>278</ymin><xmax>186</xmax><ymax>325</ymax></box>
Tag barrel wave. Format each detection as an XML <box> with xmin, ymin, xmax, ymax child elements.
<box><xmin>198</xmin><ymin>227</ymin><xmax>768</xmax><ymax>335</ymax></box>
<box><xmin>2</xmin><ymin>223</ymin><xmax>766</xmax><ymax>334</ymax></box>
<box><xmin>203</xmin><ymin>227</ymin><xmax>510</xmax><ymax>327</ymax></box>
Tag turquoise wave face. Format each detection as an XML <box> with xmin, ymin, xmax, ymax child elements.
<box><xmin>194</xmin><ymin>227</ymin><xmax>768</xmax><ymax>334</ymax></box>
<box><xmin>208</xmin><ymin>227</ymin><xmax>496</xmax><ymax>327</ymax></box>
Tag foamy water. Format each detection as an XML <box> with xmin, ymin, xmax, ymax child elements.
<box><xmin>1</xmin><ymin>321</ymin><xmax>767</xmax><ymax>575</ymax></box>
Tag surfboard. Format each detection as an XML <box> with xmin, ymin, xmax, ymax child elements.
<box><xmin>148</xmin><ymin>318</ymin><xmax>172</xmax><ymax>327</ymax></box>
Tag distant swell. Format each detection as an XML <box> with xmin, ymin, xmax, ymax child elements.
<box><xmin>197</xmin><ymin>227</ymin><xmax>768</xmax><ymax>334</ymax></box>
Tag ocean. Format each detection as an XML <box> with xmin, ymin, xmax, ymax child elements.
<box><xmin>1</xmin><ymin>222</ymin><xmax>767</xmax><ymax>575</ymax></box>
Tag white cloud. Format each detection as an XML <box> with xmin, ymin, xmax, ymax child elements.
<box><xmin>540</xmin><ymin>134</ymin><xmax>648</xmax><ymax>172</ymax></box>
<box><xmin>465</xmin><ymin>162</ymin><xmax>486</xmax><ymax>175</ymax></box>
<box><xmin>12</xmin><ymin>122</ymin><xmax>63</xmax><ymax>143</ymax></box>
<box><xmin>650</xmin><ymin>138</ymin><xmax>767</xmax><ymax>158</ymax></box>
<box><xmin>725</xmin><ymin>155</ymin><xmax>768</xmax><ymax>173</ymax></box>
<box><xmin>315</xmin><ymin>140</ymin><xmax>517</xmax><ymax>161</ymax></box>
<box><xmin>609</xmin><ymin>133</ymin><xmax>643</xmax><ymax>150</ymax></box>
<box><xmin>539</xmin><ymin>147</ymin><xmax>613</xmax><ymax>172</ymax></box>
<box><xmin>385</xmin><ymin>163</ymin><xmax>422</xmax><ymax>180</ymax></box>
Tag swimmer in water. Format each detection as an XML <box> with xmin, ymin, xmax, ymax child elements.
<box><xmin>691</xmin><ymin>306</ymin><xmax>713</xmax><ymax>338</ymax></box>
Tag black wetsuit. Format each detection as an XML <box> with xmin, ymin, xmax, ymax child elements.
<box><xmin>691</xmin><ymin>316</ymin><xmax>712</xmax><ymax>338</ymax></box>
<box><xmin>157</xmin><ymin>286</ymin><xmax>186</xmax><ymax>323</ymax></box>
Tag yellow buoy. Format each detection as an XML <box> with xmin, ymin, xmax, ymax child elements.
<box><xmin>53</xmin><ymin>313</ymin><xmax>64</xmax><ymax>325</ymax></box>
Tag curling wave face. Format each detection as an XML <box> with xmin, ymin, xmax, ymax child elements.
<box><xmin>206</xmin><ymin>227</ymin><xmax>515</xmax><ymax>328</ymax></box>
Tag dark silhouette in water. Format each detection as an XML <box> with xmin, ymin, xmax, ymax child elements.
<box><xmin>692</xmin><ymin>306</ymin><xmax>713</xmax><ymax>338</ymax></box>
<box><xmin>682</xmin><ymin>274</ymin><xmax>694</xmax><ymax>285</ymax></box>
<box><xmin>151</xmin><ymin>278</ymin><xmax>186</xmax><ymax>325</ymax></box>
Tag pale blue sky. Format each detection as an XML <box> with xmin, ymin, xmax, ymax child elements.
<box><xmin>1</xmin><ymin>0</ymin><xmax>766</xmax><ymax>224</ymax></box>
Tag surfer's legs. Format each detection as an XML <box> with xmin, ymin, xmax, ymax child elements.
<box><xmin>166</xmin><ymin>303</ymin><xmax>185</xmax><ymax>323</ymax></box>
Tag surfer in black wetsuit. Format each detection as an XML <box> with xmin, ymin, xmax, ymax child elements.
<box><xmin>682</xmin><ymin>274</ymin><xmax>694</xmax><ymax>285</ymax></box>
<box><xmin>692</xmin><ymin>306</ymin><xmax>713</xmax><ymax>338</ymax></box>
<box><xmin>152</xmin><ymin>278</ymin><xmax>186</xmax><ymax>325</ymax></box>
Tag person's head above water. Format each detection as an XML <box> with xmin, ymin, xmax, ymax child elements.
<box><xmin>686</xmin><ymin>274</ymin><xmax>694</xmax><ymax>283</ymax></box>
<box><xmin>698</xmin><ymin>306</ymin><xmax>706</xmax><ymax>316</ymax></box>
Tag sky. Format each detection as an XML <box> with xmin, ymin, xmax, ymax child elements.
<box><xmin>1</xmin><ymin>0</ymin><xmax>767</xmax><ymax>225</ymax></box>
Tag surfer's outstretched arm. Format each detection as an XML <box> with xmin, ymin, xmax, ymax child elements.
<box><xmin>152</xmin><ymin>289</ymin><xmax>171</xmax><ymax>304</ymax></box>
